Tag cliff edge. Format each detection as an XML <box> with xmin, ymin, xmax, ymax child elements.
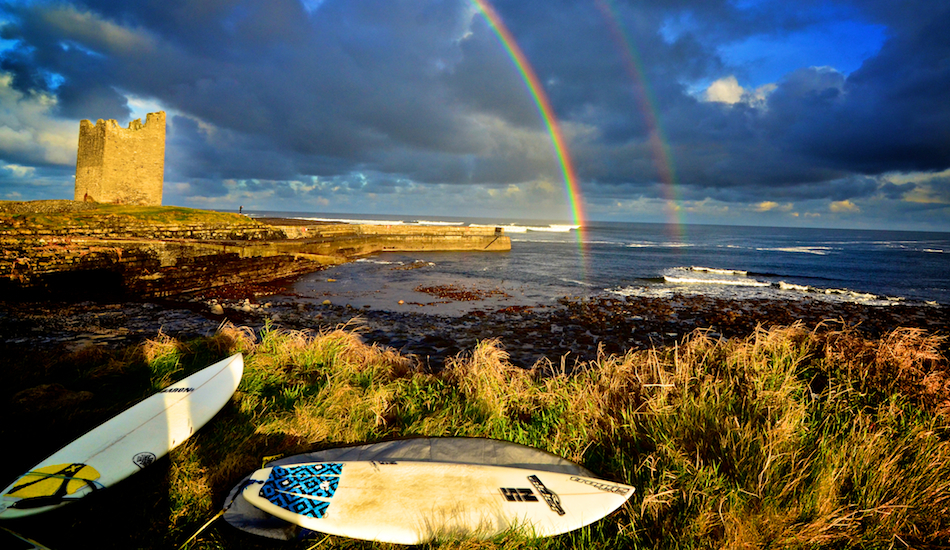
<box><xmin>0</xmin><ymin>201</ymin><xmax>510</xmax><ymax>299</ymax></box>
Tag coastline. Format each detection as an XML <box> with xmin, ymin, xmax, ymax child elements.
<box><xmin>1</xmin><ymin>208</ymin><xmax>948</xmax><ymax>549</ymax></box>
<box><xmin>0</xmin><ymin>202</ymin><xmax>510</xmax><ymax>300</ymax></box>
<box><xmin>3</xmin><ymin>289</ymin><xmax>946</xmax><ymax>369</ymax></box>
<box><xmin>2</xmin><ymin>201</ymin><xmax>945</xmax><ymax>367</ymax></box>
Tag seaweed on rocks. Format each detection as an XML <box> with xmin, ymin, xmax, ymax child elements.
<box><xmin>1</xmin><ymin>292</ymin><xmax>946</xmax><ymax>370</ymax></box>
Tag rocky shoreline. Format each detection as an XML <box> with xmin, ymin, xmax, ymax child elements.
<box><xmin>0</xmin><ymin>202</ymin><xmax>509</xmax><ymax>300</ymax></box>
<box><xmin>2</xmin><ymin>284</ymin><xmax>946</xmax><ymax>369</ymax></box>
<box><xmin>7</xmin><ymin>201</ymin><xmax>943</xmax><ymax>368</ymax></box>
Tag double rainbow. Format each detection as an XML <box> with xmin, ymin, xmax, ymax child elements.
<box><xmin>471</xmin><ymin>0</ymin><xmax>683</xmax><ymax>244</ymax></box>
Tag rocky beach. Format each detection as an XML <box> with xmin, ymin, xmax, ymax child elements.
<box><xmin>3</xmin><ymin>284</ymin><xmax>946</xmax><ymax>370</ymax></box>
<box><xmin>2</xmin><ymin>201</ymin><xmax>947</xmax><ymax>370</ymax></box>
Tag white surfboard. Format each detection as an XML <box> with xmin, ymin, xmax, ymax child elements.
<box><xmin>242</xmin><ymin>460</ymin><xmax>633</xmax><ymax>544</ymax></box>
<box><xmin>0</xmin><ymin>353</ymin><xmax>243</xmax><ymax>519</ymax></box>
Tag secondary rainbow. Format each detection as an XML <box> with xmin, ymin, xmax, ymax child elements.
<box><xmin>469</xmin><ymin>0</ymin><xmax>587</xmax><ymax>238</ymax></box>
<box><xmin>594</xmin><ymin>0</ymin><xmax>685</xmax><ymax>241</ymax></box>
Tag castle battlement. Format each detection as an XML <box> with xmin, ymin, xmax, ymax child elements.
<box><xmin>75</xmin><ymin>111</ymin><xmax>165</xmax><ymax>206</ymax></box>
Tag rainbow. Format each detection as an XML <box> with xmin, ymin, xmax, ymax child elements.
<box><xmin>469</xmin><ymin>0</ymin><xmax>587</xmax><ymax>239</ymax></box>
<box><xmin>594</xmin><ymin>0</ymin><xmax>684</xmax><ymax>241</ymax></box>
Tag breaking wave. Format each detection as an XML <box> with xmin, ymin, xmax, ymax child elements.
<box><xmin>689</xmin><ymin>266</ymin><xmax>749</xmax><ymax>276</ymax></box>
<box><xmin>756</xmin><ymin>246</ymin><xmax>832</xmax><ymax>255</ymax></box>
<box><xmin>664</xmin><ymin>276</ymin><xmax>771</xmax><ymax>287</ymax></box>
<box><xmin>473</xmin><ymin>223</ymin><xmax>580</xmax><ymax>233</ymax></box>
<box><xmin>608</xmin><ymin>265</ymin><xmax>908</xmax><ymax>307</ymax></box>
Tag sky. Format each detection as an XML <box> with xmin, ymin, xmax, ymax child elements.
<box><xmin>0</xmin><ymin>0</ymin><xmax>948</xmax><ymax>231</ymax></box>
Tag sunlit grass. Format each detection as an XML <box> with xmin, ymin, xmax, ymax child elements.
<box><xmin>0</xmin><ymin>202</ymin><xmax>254</xmax><ymax>227</ymax></box>
<box><xmin>2</xmin><ymin>321</ymin><xmax>948</xmax><ymax>549</ymax></box>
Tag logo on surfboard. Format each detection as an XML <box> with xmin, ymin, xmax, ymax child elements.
<box><xmin>160</xmin><ymin>387</ymin><xmax>195</xmax><ymax>393</ymax></box>
<box><xmin>568</xmin><ymin>476</ymin><xmax>633</xmax><ymax>496</ymax></box>
<box><xmin>528</xmin><ymin>475</ymin><xmax>565</xmax><ymax>516</ymax></box>
<box><xmin>132</xmin><ymin>452</ymin><xmax>157</xmax><ymax>469</ymax></box>
<box><xmin>500</xmin><ymin>487</ymin><xmax>538</xmax><ymax>502</ymax></box>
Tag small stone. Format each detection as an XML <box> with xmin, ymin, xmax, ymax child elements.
<box><xmin>322</xmin><ymin>299</ymin><xmax>332</xmax><ymax>306</ymax></box>
<box><xmin>209</xmin><ymin>304</ymin><xmax>224</xmax><ymax>315</ymax></box>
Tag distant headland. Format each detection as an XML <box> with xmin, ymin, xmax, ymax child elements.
<box><xmin>0</xmin><ymin>200</ymin><xmax>510</xmax><ymax>300</ymax></box>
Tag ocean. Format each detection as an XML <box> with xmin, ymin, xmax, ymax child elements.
<box><xmin>248</xmin><ymin>211</ymin><xmax>950</xmax><ymax>315</ymax></box>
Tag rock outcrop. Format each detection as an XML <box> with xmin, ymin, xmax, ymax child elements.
<box><xmin>0</xmin><ymin>202</ymin><xmax>510</xmax><ymax>299</ymax></box>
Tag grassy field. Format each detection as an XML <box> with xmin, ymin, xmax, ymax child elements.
<box><xmin>2</xmin><ymin>321</ymin><xmax>948</xmax><ymax>549</ymax></box>
<box><xmin>0</xmin><ymin>201</ymin><xmax>254</xmax><ymax>228</ymax></box>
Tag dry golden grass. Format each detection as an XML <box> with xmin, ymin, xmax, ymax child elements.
<box><xmin>444</xmin><ymin>338</ymin><xmax>533</xmax><ymax>420</ymax></box>
<box><xmin>822</xmin><ymin>325</ymin><xmax>948</xmax><ymax>406</ymax></box>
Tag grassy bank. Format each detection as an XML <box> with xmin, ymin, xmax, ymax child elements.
<box><xmin>2</xmin><ymin>322</ymin><xmax>949</xmax><ymax>549</ymax></box>
<box><xmin>0</xmin><ymin>201</ymin><xmax>250</xmax><ymax>227</ymax></box>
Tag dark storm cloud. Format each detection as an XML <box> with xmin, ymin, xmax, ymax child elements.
<box><xmin>0</xmin><ymin>162</ymin><xmax>73</xmax><ymax>199</ymax></box>
<box><xmin>0</xmin><ymin>46</ymin><xmax>48</xmax><ymax>94</ymax></box>
<box><xmin>0</xmin><ymin>0</ymin><xmax>948</xmax><ymax>225</ymax></box>
<box><xmin>55</xmin><ymin>81</ymin><xmax>130</xmax><ymax>121</ymax></box>
<box><xmin>3</xmin><ymin>0</ymin><xmax>485</xmax><ymax>176</ymax></box>
<box><xmin>167</xmin><ymin>115</ymin><xmax>299</xmax><ymax>182</ymax></box>
<box><xmin>458</xmin><ymin>1</ymin><xmax>869</xmax><ymax>193</ymax></box>
<box><xmin>751</xmin><ymin>3</ymin><xmax>950</xmax><ymax>177</ymax></box>
<box><xmin>879</xmin><ymin>181</ymin><xmax>913</xmax><ymax>201</ymax></box>
<box><xmin>443</xmin><ymin>17</ymin><xmax>541</xmax><ymax>130</ymax></box>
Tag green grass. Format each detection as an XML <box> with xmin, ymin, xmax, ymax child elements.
<box><xmin>0</xmin><ymin>202</ymin><xmax>254</xmax><ymax>228</ymax></box>
<box><xmin>1</xmin><ymin>322</ymin><xmax>948</xmax><ymax>549</ymax></box>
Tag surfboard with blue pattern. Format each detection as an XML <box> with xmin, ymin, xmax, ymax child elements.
<box><xmin>258</xmin><ymin>463</ymin><xmax>343</xmax><ymax>518</ymax></box>
<box><xmin>272</xmin><ymin>463</ymin><xmax>343</xmax><ymax>478</ymax></box>
<box><xmin>241</xmin><ymin>460</ymin><xmax>635</xmax><ymax>544</ymax></box>
<box><xmin>260</xmin><ymin>485</ymin><xmax>331</xmax><ymax>519</ymax></box>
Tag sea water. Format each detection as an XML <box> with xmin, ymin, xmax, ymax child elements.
<box><xmin>248</xmin><ymin>211</ymin><xmax>950</xmax><ymax>314</ymax></box>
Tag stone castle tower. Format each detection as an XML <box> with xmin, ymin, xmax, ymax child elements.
<box><xmin>75</xmin><ymin>111</ymin><xmax>165</xmax><ymax>206</ymax></box>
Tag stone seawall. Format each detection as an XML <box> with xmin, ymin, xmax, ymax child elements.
<box><xmin>0</xmin><ymin>204</ymin><xmax>511</xmax><ymax>299</ymax></box>
<box><xmin>267</xmin><ymin>222</ymin><xmax>510</xmax><ymax>255</ymax></box>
